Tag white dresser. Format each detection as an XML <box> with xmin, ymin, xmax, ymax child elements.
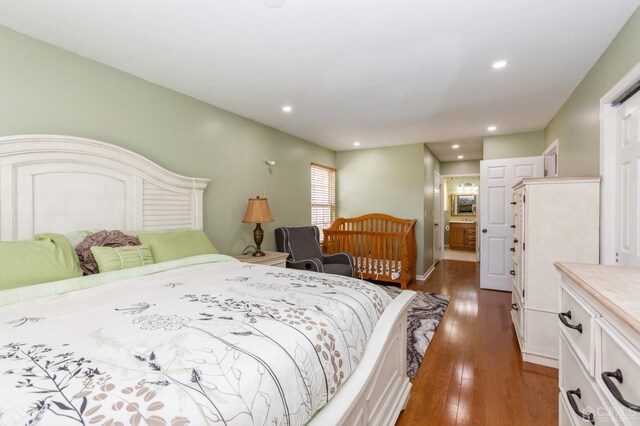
<box><xmin>556</xmin><ymin>263</ymin><xmax>640</xmax><ymax>426</ymax></box>
<box><xmin>511</xmin><ymin>177</ymin><xmax>600</xmax><ymax>367</ymax></box>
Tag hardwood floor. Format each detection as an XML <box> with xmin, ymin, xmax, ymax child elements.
<box><xmin>396</xmin><ymin>259</ymin><xmax>558</xmax><ymax>426</ymax></box>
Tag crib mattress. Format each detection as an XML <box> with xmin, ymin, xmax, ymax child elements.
<box><xmin>355</xmin><ymin>256</ymin><xmax>402</xmax><ymax>280</ymax></box>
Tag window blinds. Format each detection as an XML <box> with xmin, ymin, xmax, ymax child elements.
<box><xmin>310</xmin><ymin>163</ymin><xmax>336</xmax><ymax>242</ymax></box>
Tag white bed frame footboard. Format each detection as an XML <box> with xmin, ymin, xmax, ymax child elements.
<box><xmin>310</xmin><ymin>290</ymin><xmax>416</xmax><ymax>426</ymax></box>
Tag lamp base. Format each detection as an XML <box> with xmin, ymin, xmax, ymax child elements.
<box><xmin>252</xmin><ymin>223</ymin><xmax>265</xmax><ymax>257</ymax></box>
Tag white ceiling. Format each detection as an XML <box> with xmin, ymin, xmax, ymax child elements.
<box><xmin>426</xmin><ymin>138</ymin><xmax>483</xmax><ymax>162</ymax></box>
<box><xmin>1</xmin><ymin>0</ymin><xmax>638</xmax><ymax>152</ymax></box>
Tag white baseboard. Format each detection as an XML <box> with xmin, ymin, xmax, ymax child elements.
<box><xmin>416</xmin><ymin>264</ymin><xmax>435</xmax><ymax>281</ymax></box>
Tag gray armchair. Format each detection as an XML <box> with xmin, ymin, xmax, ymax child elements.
<box><xmin>275</xmin><ymin>226</ymin><xmax>354</xmax><ymax>277</ymax></box>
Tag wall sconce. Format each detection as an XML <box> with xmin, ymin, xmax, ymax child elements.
<box><xmin>456</xmin><ymin>182</ymin><xmax>478</xmax><ymax>192</ymax></box>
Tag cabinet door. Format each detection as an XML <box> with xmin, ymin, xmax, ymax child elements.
<box><xmin>450</xmin><ymin>226</ymin><xmax>465</xmax><ymax>249</ymax></box>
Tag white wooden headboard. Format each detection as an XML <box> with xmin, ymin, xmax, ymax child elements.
<box><xmin>0</xmin><ymin>135</ymin><xmax>209</xmax><ymax>241</ymax></box>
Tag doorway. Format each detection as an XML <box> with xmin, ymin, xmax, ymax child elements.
<box><xmin>479</xmin><ymin>156</ymin><xmax>544</xmax><ymax>291</ymax></box>
<box><xmin>601</xmin><ymin>63</ymin><xmax>640</xmax><ymax>267</ymax></box>
<box><xmin>441</xmin><ymin>175</ymin><xmax>479</xmax><ymax>263</ymax></box>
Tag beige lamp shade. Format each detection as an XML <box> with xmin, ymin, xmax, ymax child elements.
<box><xmin>242</xmin><ymin>196</ymin><xmax>274</xmax><ymax>223</ymax></box>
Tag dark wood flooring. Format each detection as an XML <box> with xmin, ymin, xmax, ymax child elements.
<box><xmin>396</xmin><ymin>259</ymin><xmax>558</xmax><ymax>426</ymax></box>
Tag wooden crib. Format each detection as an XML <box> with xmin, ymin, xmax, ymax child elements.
<box><xmin>323</xmin><ymin>213</ymin><xmax>417</xmax><ymax>289</ymax></box>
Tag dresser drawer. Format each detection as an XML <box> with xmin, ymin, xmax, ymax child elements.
<box><xmin>511</xmin><ymin>256</ymin><xmax>522</xmax><ymax>292</ymax></box>
<box><xmin>512</xmin><ymin>272</ymin><xmax>522</xmax><ymax>300</ymax></box>
<box><xmin>560</xmin><ymin>393</ymin><xmax>577</xmax><ymax>426</ymax></box>
<box><xmin>561</xmin><ymin>285</ymin><xmax>596</xmax><ymax>373</ymax></box>
<box><xmin>597</xmin><ymin>321</ymin><xmax>640</xmax><ymax>424</ymax></box>
<box><xmin>511</xmin><ymin>291</ymin><xmax>524</xmax><ymax>344</ymax></box>
<box><xmin>561</xmin><ymin>338</ymin><xmax>618</xmax><ymax>425</ymax></box>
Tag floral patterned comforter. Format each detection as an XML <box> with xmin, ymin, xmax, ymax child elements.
<box><xmin>0</xmin><ymin>257</ymin><xmax>392</xmax><ymax>426</ymax></box>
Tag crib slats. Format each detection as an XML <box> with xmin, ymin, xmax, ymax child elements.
<box><xmin>323</xmin><ymin>213</ymin><xmax>416</xmax><ymax>289</ymax></box>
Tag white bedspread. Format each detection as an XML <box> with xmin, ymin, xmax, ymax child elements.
<box><xmin>0</xmin><ymin>256</ymin><xmax>391</xmax><ymax>426</ymax></box>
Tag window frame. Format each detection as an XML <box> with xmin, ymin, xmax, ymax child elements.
<box><xmin>310</xmin><ymin>162</ymin><xmax>336</xmax><ymax>243</ymax></box>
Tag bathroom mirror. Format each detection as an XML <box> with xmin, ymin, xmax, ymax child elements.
<box><xmin>452</xmin><ymin>194</ymin><xmax>476</xmax><ymax>215</ymax></box>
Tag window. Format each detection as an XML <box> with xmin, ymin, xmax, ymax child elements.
<box><xmin>311</xmin><ymin>163</ymin><xmax>336</xmax><ymax>242</ymax></box>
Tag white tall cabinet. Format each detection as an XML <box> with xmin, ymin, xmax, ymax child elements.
<box><xmin>510</xmin><ymin>177</ymin><xmax>601</xmax><ymax>368</ymax></box>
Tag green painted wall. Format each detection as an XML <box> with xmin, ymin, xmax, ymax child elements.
<box><xmin>483</xmin><ymin>131</ymin><xmax>545</xmax><ymax>160</ymax></box>
<box><xmin>0</xmin><ymin>25</ymin><xmax>335</xmax><ymax>254</ymax></box>
<box><xmin>545</xmin><ymin>8</ymin><xmax>640</xmax><ymax>176</ymax></box>
<box><xmin>440</xmin><ymin>160</ymin><xmax>480</xmax><ymax>176</ymax></box>
<box><xmin>336</xmin><ymin>144</ymin><xmax>433</xmax><ymax>275</ymax></box>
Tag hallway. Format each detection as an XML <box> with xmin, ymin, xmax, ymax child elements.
<box><xmin>397</xmin><ymin>259</ymin><xmax>558</xmax><ymax>425</ymax></box>
<box><xmin>443</xmin><ymin>248</ymin><xmax>478</xmax><ymax>263</ymax></box>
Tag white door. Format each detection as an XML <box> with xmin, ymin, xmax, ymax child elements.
<box><xmin>616</xmin><ymin>90</ymin><xmax>640</xmax><ymax>267</ymax></box>
<box><xmin>433</xmin><ymin>171</ymin><xmax>442</xmax><ymax>265</ymax></box>
<box><xmin>480</xmin><ymin>156</ymin><xmax>544</xmax><ymax>291</ymax></box>
<box><xmin>475</xmin><ymin>190</ymin><xmax>480</xmax><ymax>261</ymax></box>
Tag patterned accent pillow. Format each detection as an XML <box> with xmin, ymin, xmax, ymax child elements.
<box><xmin>76</xmin><ymin>230</ymin><xmax>141</xmax><ymax>275</ymax></box>
<box><xmin>90</xmin><ymin>245</ymin><xmax>154</xmax><ymax>273</ymax></box>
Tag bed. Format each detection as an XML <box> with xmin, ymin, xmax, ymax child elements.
<box><xmin>0</xmin><ymin>135</ymin><xmax>415</xmax><ymax>425</ymax></box>
<box><xmin>323</xmin><ymin>214</ymin><xmax>417</xmax><ymax>289</ymax></box>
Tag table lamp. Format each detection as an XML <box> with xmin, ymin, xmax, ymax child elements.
<box><xmin>242</xmin><ymin>196</ymin><xmax>274</xmax><ymax>256</ymax></box>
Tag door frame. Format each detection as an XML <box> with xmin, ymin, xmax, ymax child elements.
<box><xmin>542</xmin><ymin>139</ymin><xmax>559</xmax><ymax>177</ymax></box>
<box><xmin>433</xmin><ymin>171</ymin><xmax>443</xmax><ymax>265</ymax></box>
<box><xmin>440</xmin><ymin>173</ymin><xmax>480</xmax><ymax>258</ymax></box>
<box><xmin>600</xmin><ymin>61</ymin><xmax>640</xmax><ymax>265</ymax></box>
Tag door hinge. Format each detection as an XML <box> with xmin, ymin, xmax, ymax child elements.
<box><xmin>522</xmin><ymin>289</ymin><xmax>525</xmax><ymax>299</ymax></box>
<box><xmin>523</xmin><ymin>195</ymin><xmax>526</xmax><ymax>203</ymax></box>
<box><xmin>523</xmin><ymin>242</ymin><xmax>525</xmax><ymax>251</ymax></box>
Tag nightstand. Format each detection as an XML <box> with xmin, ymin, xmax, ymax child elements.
<box><xmin>233</xmin><ymin>251</ymin><xmax>289</xmax><ymax>268</ymax></box>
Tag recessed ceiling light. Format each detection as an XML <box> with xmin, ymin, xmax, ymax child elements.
<box><xmin>492</xmin><ymin>60</ymin><xmax>508</xmax><ymax>69</ymax></box>
<box><xmin>353</xmin><ymin>141</ymin><xmax>361</xmax><ymax>147</ymax></box>
<box><xmin>458</xmin><ymin>155</ymin><xmax>464</xmax><ymax>159</ymax></box>
<box><xmin>282</xmin><ymin>106</ymin><xmax>292</xmax><ymax>113</ymax></box>
<box><xmin>452</xmin><ymin>144</ymin><xmax>460</xmax><ymax>149</ymax></box>
<box><xmin>487</xmin><ymin>125</ymin><xmax>497</xmax><ymax>131</ymax></box>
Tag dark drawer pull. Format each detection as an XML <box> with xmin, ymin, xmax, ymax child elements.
<box><xmin>511</xmin><ymin>303</ymin><xmax>519</xmax><ymax>311</ymax></box>
<box><xmin>510</xmin><ymin>201</ymin><xmax>516</xmax><ymax>205</ymax></box>
<box><xmin>566</xmin><ymin>389</ymin><xmax>595</xmax><ymax>425</ymax></box>
<box><xmin>510</xmin><ymin>247</ymin><xmax>516</xmax><ymax>252</ymax></box>
<box><xmin>558</xmin><ymin>311</ymin><xmax>582</xmax><ymax>333</ymax></box>
<box><xmin>601</xmin><ymin>369</ymin><xmax>640</xmax><ymax>412</ymax></box>
<box><xmin>510</xmin><ymin>270</ymin><xmax>516</xmax><ymax>276</ymax></box>
<box><xmin>510</xmin><ymin>225</ymin><xmax>516</xmax><ymax>228</ymax></box>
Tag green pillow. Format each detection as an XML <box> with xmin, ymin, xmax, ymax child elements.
<box><xmin>0</xmin><ymin>233</ymin><xmax>83</xmax><ymax>290</ymax></box>
<box><xmin>90</xmin><ymin>245</ymin><xmax>154</xmax><ymax>273</ymax></box>
<box><xmin>137</xmin><ymin>230</ymin><xmax>218</xmax><ymax>263</ymax></box>
<box><xmin>65</xmin><ymin>230</ymin><xmax>92</xmax><ymax>248</ymax></box>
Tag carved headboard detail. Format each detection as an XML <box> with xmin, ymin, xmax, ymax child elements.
<box><xmin>0</xmin><ymin>135</ymin><xmax>209</xmax><ymax>241</ymax></box>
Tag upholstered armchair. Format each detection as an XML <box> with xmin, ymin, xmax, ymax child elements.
<box><xmin>275</xmin><ymin>226</ymin><xmax>354</xmax><ymax>277</ymax></box>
